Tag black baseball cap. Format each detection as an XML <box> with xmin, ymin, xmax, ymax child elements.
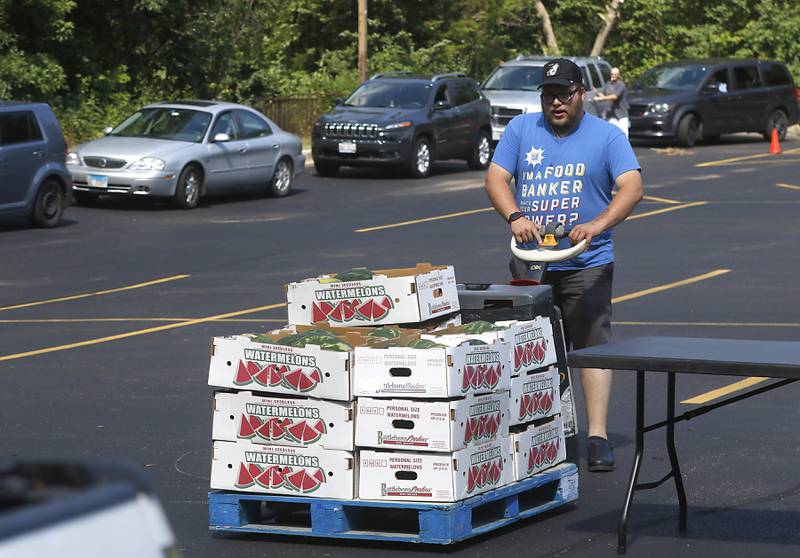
<box><xmin>539</xmin><ymin>59</ymin><xmax>583</xmax><ymax>88</ymax></box>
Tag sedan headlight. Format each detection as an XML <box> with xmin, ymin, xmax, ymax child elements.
<box><xmin>384</xmin><ymin>121</ymin><xmax>412</xmax><ymax>130</ymax></box>
<box><xmin>65</xmin><ymin>152</ymin><xmax>80</xmax><ymax>166</ymax></box>
<box><xmin>648</xmin><ymin>103</ymin><xmax>671</xmax><ymax>115</ymax></box>
<box><xmin>129</xmin><ymin>157</ymin><xmax>166</xmax><ymax>171</ymax></box>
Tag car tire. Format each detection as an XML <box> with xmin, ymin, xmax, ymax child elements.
<box><xmin>268</xmin><ymin>158</ymin><xmax>293</xmax><ymax>197</ymax></box>
<box><xmin>314</xmin><ymin>160</ymin><xmax>339</xmax><ymax>177</ymax></box>
<box><xmin>467</xmin><ymin>130</ymin><xmax>491</xmax><ymax>170</ymax></box>
<box><xmin>677</xmin><ymin>114</ymin><xmax>699</xmax><ymax>148</ymax></box>
<box><xmin>74</xmin><ymin>192</ymin><xmax>99</xmax><ymax>205</ymax></box>
<box><xmin>408</xmin><ymin>136</ymin><xmax>432</xmax><ymax>178</ymax></box>
<box><xmin>30</xmin><ymin>179</ymin><xmax>65</xmax><ymax>228</ymax></box>
<box><xmin>763</xmin><ymin>109</ymin><xmax>788</xmax><ymax>141</ymax></box>
<box><xmin>173</xmin><ymin>164</ymin><xmax>203</xmax><ymax>209</ymax></box>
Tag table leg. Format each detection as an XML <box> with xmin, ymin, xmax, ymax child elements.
<box><xmin>666</xmin><ymin>372</ymin><xmax>688</xmax><ymax>531</ymax></box>
<box><xmin>618</xmin><ymin>369</ymin><xmax>645</xmax><ymax>554</ymax></box>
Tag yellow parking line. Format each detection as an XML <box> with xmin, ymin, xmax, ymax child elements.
<box><xmin>627</xmin><ymin>201</ymin><xmax>707</xmax><ymax>221</ymax></box>
<box><xmin>696</xmin><ymin>147</ymin><xmax>800</xmax><ymax>167</ymax></box>
<box><xmin>0</xmin><ymin>275</ymin><xmax>191</xmax><ymax>312</ymax></box>
<box><xmin>682</xmin><ymin>377</ymin><xmax>768</xmax><ymax>404</ymax></box>
<box><xmin>0</xmin><ymin>303</ymin><xmax>286</xmax><ymax>362</ymax></box>
<box><xmin>776</xmin><ymin>183</ymin><xmax>800</xmax><ymax>191</ymax></box>
<box><xmin>643</xmin><ymin>195</ymin><xmax>683</xmax><ymax>204</ymax></box>
<box><xmin>355</xmin><ymin>207</ymin><xmax>494</xmax><ymax>233</ymax></box>
<box><xmin>611</xmin><ymin>269</ymin><xmax>731</xmax><ymax>304</ymax></box>
<box><xmin>0</xmin><ymin>318</ymin><xmax>285</xmax><ymax>324</ymax></box>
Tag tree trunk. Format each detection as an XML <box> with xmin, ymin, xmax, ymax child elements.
<box><xmin>534</xmin><ymin>1</ymin><xmax>559</xmax><ymax>56</ymax></box>
<box><xmin>590</xmin><ymin>0</ymin><xmax>622</xmax><ymax>57</ymax></box>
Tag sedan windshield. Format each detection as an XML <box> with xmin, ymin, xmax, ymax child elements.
<box><xmin>636</xmin><ymin>64</ymin><xmax>710</xmax><ymax>91</ymax></box>
<box><xmin>344</xmin><ymin>82</ymin><xmax>432</xmax><ymax>108</ymax></box>
<box><xmin>482</xmin><ymin>66</ymin><xmax>544</xmax><ymax>91</ymax></box>
<box><xmin>110</xmin><ymin>108</ymin><xmax>211</xmax><ymax>142</ymax></box>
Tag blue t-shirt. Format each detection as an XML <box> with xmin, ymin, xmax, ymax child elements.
<box><xmin>492</xmin><ymin>112</ymin><xmax>640</xmax><ymax>270</ymax></box>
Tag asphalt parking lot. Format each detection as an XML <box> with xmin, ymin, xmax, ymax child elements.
<box><xmin>2</xmin><ymin>132</ymin><xmax>800</xmax><ymax>557</ymax></box>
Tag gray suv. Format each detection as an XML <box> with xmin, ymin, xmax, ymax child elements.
<box><xmin>0</xmin><ymin>102</ymin><xmax>72</xmax><ymax>227</ymax></box>
<box><xmin>481</xmin><ymin>56</ymin><xmax>613</xmax><ymax>142</ymax></box>
<box><xmin>628</xmin><ymin>59</ymin><xmax>799</xmax><ymax>146</ymax></box>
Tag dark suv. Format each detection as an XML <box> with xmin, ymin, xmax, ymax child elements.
<box><xmin>311</xmin><ymin>72</ymin><xmax>492</xmax><ymax>178</ymax></box>
<box><xmin>628</xmin><ymin>59</ymin><xmax>799</xmax><ymax>147</ymax></box>
<box><xmin>0</xmin><ymin>102</ymin><xmax>72</xmax><ymax>227</ymax></box>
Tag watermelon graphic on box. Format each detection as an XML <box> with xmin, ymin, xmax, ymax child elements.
<box><xmin>509</xmin><ymin>366</ymin><xmax>561</xmax><ymax>426</ymax></box>
<box><xmin>287</xmin><ymin>263</ymin><xmax>460</xmax><ymax>327</ymax></box>
<box><xmin>213</xmin><ymin>391</ymin><xmax>354</xmax><ymax>451</ymax></box>
<box><xmin>358</xmin><ymin>437</ymin><xmax>513</xmax><ymax>502</ymax></box>
<box><xmin>356</xmin><ymin>391</ymin><xmax>509</xmax><ymax>452</ymax></box>
<box><xmin>211</xmin><ymin>441</ymin><xmax>354</xmax><ymax>499</ymax></box>
<box><xmin>511</xmin><ymin>415</ymin><xmax>566</xmax><ymax>481</ymax></box>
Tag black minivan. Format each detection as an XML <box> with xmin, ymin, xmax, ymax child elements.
<box><xmin>628</xmin><ymin>59</ymin><xmax>799</xmax><ymax>146</ymax></box>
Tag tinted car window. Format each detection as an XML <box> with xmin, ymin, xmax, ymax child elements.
<box><xmin>451</xmin><ymin>80</ymin><xmax>477</xmax><ymax>106</ymax></box>
<box><xmin>236</xmin><ymin>110</ymin><xmax>272</xmax><ymax>138</ymax></box>
<box><xmin>637</xmin><ymin>64</ymin><xmax>709</xmax><ymax>91</ymax></box>
<box><xmin>762</xmin><ymin>63</ymin><xmax>792</xmax><ymax>86</ymax></box>
<box><xmin>706</xmin><ymin>68</ymin><xmax>731</xmax><ymax>93</ymax></box>
<box><xmin>587</xmin><ymin>64</ymin><xmax>602</xmax><ymax>91</ymax></box>
<box><xmin>345</xmin><ymin>81</ymin><xmax>432</xmax><ymax>109</ymax></box>
<box><xmin>581</xmin><ymin>68</ymin><xmax>592</xmax><ymax>89</ymax></box>
<box><xmin>0</xmin><ymin>112</ymin><xmax>43</xmax><ymax>145</ymax></box>
<box><xmin>212</xmin><ymin>112</ymin><xmax>241</xmax><ymax>140</ymax></box>
<box><xmin>599</xmin><ymin>63</ymin><xmax>612</xmax><ymax>83</ymax></box>
<box><xmin>434</xmin><ymin>84</ymin><xmax>449</xmax><ymax>104</ymax></box>
<box><xmin>734</xmin><ymin>65</ymin><xmax>762</xmax><ymax>90</ymax></box>
<box><xmin>483</xmin><ymin>66</ymin><xmax>544</xmax><ymax>90</ymax></box>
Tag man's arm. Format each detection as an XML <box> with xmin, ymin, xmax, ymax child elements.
<box><xmin>484</xmin><ymin>162</ymin><xmax>541</xmax><ymax>244</ymax></box>
<box><xmin>568</xmin><ymin>169</ymin><xmax>643</xmax><ymax>248</ymax></box>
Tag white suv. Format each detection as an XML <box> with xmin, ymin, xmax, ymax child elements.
<box><xmin>481</xmin><ymin>56</ymin><xmax>613</xmax><ymax>141</ymax></box>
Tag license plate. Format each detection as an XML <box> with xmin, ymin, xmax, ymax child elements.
<box><xmin>87</xmin><ymin>174</ymin><xmax>108</xmax><ymax>188</ymax></box>
<box><xmin>338</xmin><ymin>141</ymin><xmax>356</xmax><ymax>154</ymax></box>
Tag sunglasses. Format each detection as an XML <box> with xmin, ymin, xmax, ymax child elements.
<box><xmin>540</xmin><ymin>88</ymin><xmax>582</xmax><ymax>104</ymax></box>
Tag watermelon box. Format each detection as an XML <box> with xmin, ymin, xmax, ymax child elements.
<box><xmin>286</xmin><ymin>263</ymin><xmax>460</xmax><ymax>327</ymax></box>
<box><xmin>353</xmin><ymin>336</ymin><xmax>512</xmax><ymax>398</ymax></box>
<box><xmin>422</xmin><ymin>317</ymin><xmax>556</xmax><ymax>377</ymax></box>
<box><xmin>211</xmin><ymin>441</ymin><xmax>354</xmax><ymax>499</ymax></box>
<box><xmin>207</xmin><ymin>328</ymin><xmax>374</xmax><ymax>401</ymax></box>
<box><xmin>511</xmin><ymin>415</ymin><xmax>566</xmax><ymax>481</ymax></box>
<box><xmin>509</xmin><ymin>366</ymin><xmax>562</xmax><ymax>427</ymax></box>
<box><xmin>213</xmin><ymin>391</ymin><xmax>355</xmax><ymax>451</ymax></box>
<box><xmin>358</xmin><ymin>437</ymin><xmax>513</xmax><ymax>502</ymax></box>
<box><xmin>355</xmin><ymin>391</ymin><xmax>510</xmax><ymax>452</ymax></box>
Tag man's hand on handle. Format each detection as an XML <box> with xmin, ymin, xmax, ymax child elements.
<box><xmin>511</xmin><ymin>217</ymin><xmax>541</xmax><ymax>245</ymax></box>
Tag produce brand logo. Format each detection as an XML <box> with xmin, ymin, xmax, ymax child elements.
<box><xmin>466</xmin><ymin>448</ymin><xmax>504</xmax><ymax>494</ymax></box>
<box><xmin>237</xmin><ymin>404</ymin><xmax>327</xmax><ymax>446</ymax></box>
<box><xmin>518</xmin><ymin>376</ymin><xmax>556</xmax><ymax>421</ymax></box>
<box><xmin>234</xmin><ymin>451</ymin><xmax>326</xmax><ymax>493</ymax></box>
<box><xmin>464</xmin><ymin>400</ymin><xmax>503</xmax><ymax>444</ymax></box>
<box><xmin>462</xmin><ymin>354</ymin><xmax>503</xmax><ymax>393</ymax></box>
<box><xmin>513</xmin><ymin>328</ymin><xmax>549</xmax><ymax>371</ymax></box>
<box><xmin>527</xmin><ymin>428</ymin><xmax>562</xmax><ymax>474</ymax></box>
<box><xmin>311</xmin><ymin>289</ymin><xmax>394</xmax><ymax>323</ymax></box>
<box><xmin>427</xmin><ymin>300</ymin><xmax>453</xmax><ymax>315</ymax></box>
<box><xmin>465</xmin><ymin>351</ymin><xmax>500</xmax><ymax>365</ymax></box>
<box><xmin>377</xmin><ymin>432</ymin><xmax>429</xmax><ymax>447</ymax></box>
<box><xmin>381</xmin><ymin>484</ymin><xmax>433</xmax><ymax>498</ymax></box>
<box><xmin>233</xmin><ymin>356</ymin><xmax>323</xmax><ymax>393</ymax></box>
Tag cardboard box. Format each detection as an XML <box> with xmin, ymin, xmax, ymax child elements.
<box><xmin>208</xmin><ymin>332</ymin><xmax>357</xmax><ymax>401</ymax></box>
<box><xmin>423</xmin><ymin>317</ymin><xmax>556</xmax><ymax>377</ymax></box>
<box><xmin>355</xmin><ymin>392</ymin><xmax>510</xmax><ymax>452</ymax></box>
<box><xmin>286</xmin><ymin>263</ymin><xmax>460</xmax><ymax>327</ymax></box>
<box><xmin>509</xmin><ymin>366</ymin><xmax>561</xmax><ymax>426</ymax></box>
<box><xmin>354</xmin><ymin>338</ymin><xmax>512</xmax><ymax>398</ymax></box>
<box><xmin>211</xmin><ymin>441</ymin><xmax>354</xmax><ymax>499</ymax></box>
<box><xmin>358</xmin><ymin>437</ymin><xmax>513</xmax><ymax>502</ymax></box>
<box><xmin>511</xmin><ymin>415</ymin><xmax>566</xmax><ymax>481</ymax></box>
<box><xmin>213</xmin><ymin>391</ymin><xmax>354</xmax><ymax>451</ymax></box>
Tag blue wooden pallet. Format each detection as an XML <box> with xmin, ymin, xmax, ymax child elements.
<box><xmin>209</xmin><ymin>462</ymin><xmax>578</xmax><ymax>544</ymax></box>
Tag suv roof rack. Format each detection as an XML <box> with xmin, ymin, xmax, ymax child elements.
<box><xmin>369</xmin><ymin>71</ymin><xmax>415</xmax><ymax>80</ymax></box>
<box><xmin>431</xmin><ymin>72</ymin><xmax>466</xmax><ymax>81</ymax></box>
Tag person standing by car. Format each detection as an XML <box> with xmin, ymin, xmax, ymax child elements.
<box><xmin>483</xmin><ymin>58</ymin><xmax>643</xmax><ymax>472</ymax></box>
<box><xmin>595</xmin><ymin>67</ymin><xmax>630</xmax><ymax>137</ymax></box>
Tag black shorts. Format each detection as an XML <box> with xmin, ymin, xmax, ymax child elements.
<box><xmin>510</xmin><ymin>257</ymin><xmax>613</xmax><ymax>350</ymax></box>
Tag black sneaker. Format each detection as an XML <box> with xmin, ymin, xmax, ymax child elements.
<box><xmin>587</xmin><ymin>436</ymin><xmax>615</xmax><ymax>472</ymax></box>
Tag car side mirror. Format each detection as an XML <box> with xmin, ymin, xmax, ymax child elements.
<box><xmin>434</xmin><ymin>100</ymin><xmax>451</xmax><ymax>110</ymax></box>
<box><xmin>103</xmin><ymin>127</ymin><xmax>113</xmax><ymax>135</ymax></box>
<box><xmin>213</xmin><ymin>133</ymin><xmax>231</xmax><ymax>143</ymax></box>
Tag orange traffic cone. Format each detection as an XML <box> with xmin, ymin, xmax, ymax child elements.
<box><xmin>770</xmin><ymin>127</ymin><xmax>782</xmax><ymax>155</ymax></box>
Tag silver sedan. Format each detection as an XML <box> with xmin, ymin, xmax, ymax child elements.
<box><xmin>66</xmin><ymin>101</ymin><xmax>305</xmax><ymax>208</ymax></box>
